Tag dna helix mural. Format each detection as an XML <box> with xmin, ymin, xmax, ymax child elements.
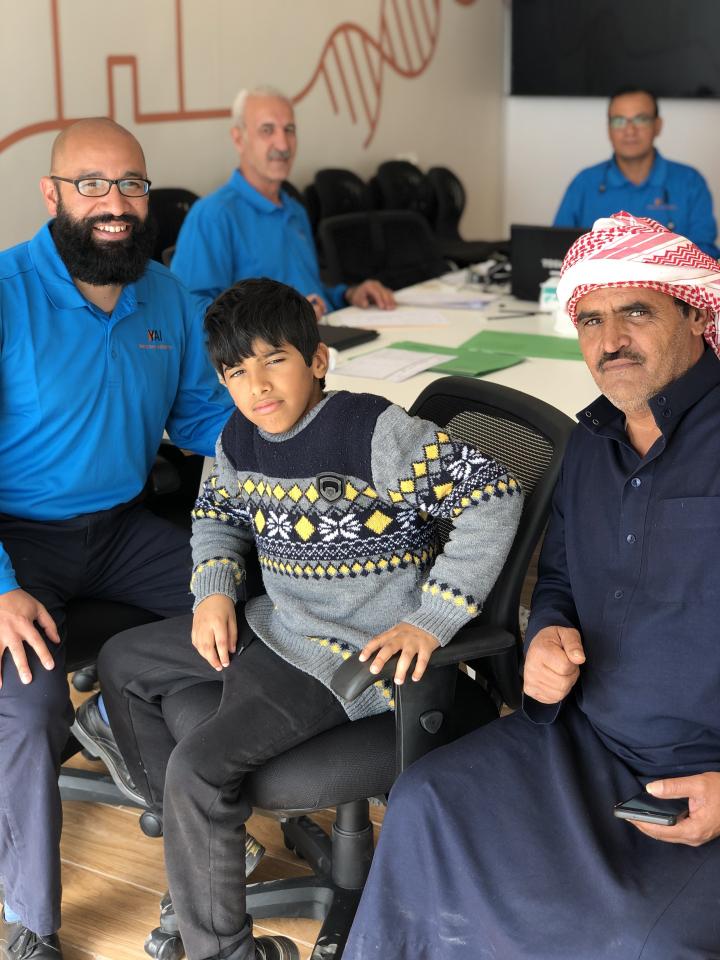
<box><xmin>0</xmin><ymin>0</ymin><xmax>476</xmax><ymax>155</ymax></box>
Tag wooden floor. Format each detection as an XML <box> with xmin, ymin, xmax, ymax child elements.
<box><xmin>1</xmin><ymin>686</ymin><xmax>384</xmax><ymax>960</ymax></box>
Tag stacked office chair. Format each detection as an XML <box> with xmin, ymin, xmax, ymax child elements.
<box><xmin>142</xmin><ymin>376</ymin><xmax>574</xmax><ymax>960</ymax></box>
<box><xmin>370</xmin><ymin>159</ymin><xmax>437</xmax><ymax>225</ymax></box>
<box><xmin>306</xmin><ymin>168</ymin><xmax>374</xmax><ymax>222</ymax></box>
<box><xmin>318</xmin><ymin>209</ymin><xmax>448</xmax><ymax>289</ymax></box>
<box><xmin>427</xmin><ymin>165</ymin><xmax>509</xmax><ymax>267</ymax></box>
<box><xmin>147</xmin><ymin>188</ymin><xmax>199</xmax><ymax>265</ymax></box>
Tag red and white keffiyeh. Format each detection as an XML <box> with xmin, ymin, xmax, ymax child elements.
<box><xmin>556</xmin><ymin>211</ymin><xmax>720</xmax><ymax>357</ymax></box>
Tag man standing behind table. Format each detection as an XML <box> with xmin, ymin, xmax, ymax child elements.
<box><xmin>554</xmin><ymin>87</ymin><xmax>720</xmax><ymax>258</ymax></box>
<box><xmin>170</xmin><ymin>85</ymin><xmax>395</xmax><ymax>317</ymax></box>
<box><xmin>0</xmin><ymin>117</ymin><xmax>234</xmax><ymax>960</ymax></box>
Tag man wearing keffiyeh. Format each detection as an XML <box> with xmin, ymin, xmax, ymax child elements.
<box><xmin>342</xmin><ymin>211</ymin><xmax>720</xmax><ymax>960</ymax></box>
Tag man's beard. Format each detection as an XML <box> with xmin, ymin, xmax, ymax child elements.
<box><xmin>51</xmin><ymin>197</ymin><xmax>158</xmax><ymax>286</ymax></box>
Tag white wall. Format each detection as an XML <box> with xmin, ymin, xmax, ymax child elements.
<box><xmin>503</xmin><ymin>95</ymin><xmax>720</xmax><ymax>231</ymax></box>
<box><xmin>0</xmin><ymin>0</ymin><xmax>506</xmax><ymax>251</ymax></box>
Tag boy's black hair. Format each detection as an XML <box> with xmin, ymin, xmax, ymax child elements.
<box><xmin>204</xmin><ymin>277</ymin><xmax>323</xmax><ymax>383</ymax></box>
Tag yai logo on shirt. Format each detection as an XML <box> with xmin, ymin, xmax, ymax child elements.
<box><xmin>317</xmin><ymin>473</ymin><xmax>345</xmax><ymax>502</ymax></box>
<box><xmin>139</xmin><ymin>329</ymin><xmax>173</xmax><ymax>351</ymax></box>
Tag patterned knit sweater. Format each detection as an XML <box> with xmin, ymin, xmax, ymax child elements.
<box><xmin>190</xmin><ymin>391</ymin><xmax>522</xmax><ymax>720</ymax></box>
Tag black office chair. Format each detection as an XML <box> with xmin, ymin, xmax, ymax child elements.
<box><xmin>143</xmin><ymin>376</ymin><xmax>574</xmax><ymax>960</ymax></box>
<box><xmin>318</xmin><ymin>210</ymin><xmax>448</xmax><ymax>289</ymax></box>
<box><xmin>370</xmin><ymin>160</ymin><xmax>437</xmax><ymax>225</ymax></box>
<box><xmin>427</xmin><ymin>166</ymin><xmax>510</xmax><ymax>267</ymax></box>
<box><xmin>147</xmin><ymin>188</ymin><xmax>199</xmax><ymax>265</ymax></box>
<box><xmin>310</xmin><ymin>169</ymin><xmax>374</xmax><ymax>221</ymax></box>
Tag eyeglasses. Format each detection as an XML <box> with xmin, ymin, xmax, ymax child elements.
<box><xmin>608</xmin><ymin>114</ymin><xmax>656</xmax><ymax>130</ymax></box>
<box><xmin>50</xmin><ymin>176</ymin><xmax>151</xmax><ymax>197</ymax></box>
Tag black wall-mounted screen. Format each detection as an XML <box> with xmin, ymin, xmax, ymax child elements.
<box><xmin>512</xmin><ymin>0</ymin><xmax>720</xmax><ymax>99</ymax></box>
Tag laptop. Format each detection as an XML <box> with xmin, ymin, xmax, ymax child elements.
<box><xmin>319</xmin><ymin>324</ymin><xmax>379</xmax><ymax>351</ymax></box>
<box><xmin>510</xmin><ymin>224</ymin><xmax>585</xmax><ymax>302</ymax></box>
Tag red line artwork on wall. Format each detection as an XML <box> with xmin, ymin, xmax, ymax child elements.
<box><xmin>0</xmin><ymin>0</ymin><xmax>475</xmax><ymax>156</ymax></box>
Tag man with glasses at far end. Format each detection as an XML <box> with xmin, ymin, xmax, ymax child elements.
<box><xmin>0</xmin><ymin>118</ymin><xmax>281</xmax><ymax>960</ymax></box>
<box><xmin>554</xmin><ymin>86</ymin><xmax>720</xmax><ymax>258</ymax></box>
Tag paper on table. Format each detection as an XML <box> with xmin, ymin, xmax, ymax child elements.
<box><xmin>396</xmin><ymin>289</ymin><xmax>496</xmax><ymax>309</ymax></box>
<box><xmin>390</xmin><ymin>340</ymin><xmax>523</xmax><ymax>377</ymax></box>
<box><xmin>464</xmin><ymin>330</ymin><xmax>583</xmax><ymax>361</ymax></box>
<box><xmin>337</xmin><ymin>347</ymin><xmax>457</xmax><ymax>382</ymax></box>
<box><xmin>333</xmin><ymin>307</ymin><xmax>449</xmax><ymax>327</ymax></box>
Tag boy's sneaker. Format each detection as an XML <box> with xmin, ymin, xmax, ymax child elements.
<box><xmin>70</xmin><ymin>693</ymin><xmax>146</xmax><ymax>806</ymax></box>
<box><xmin>254</xmin><ymin>936</ymin><xmax>299</xmax><ymax>960</ymax></box>
<box><xmin>0</xmin><ymin>921</ymin><xmax>62</xmax><ymax>960</ymax></box>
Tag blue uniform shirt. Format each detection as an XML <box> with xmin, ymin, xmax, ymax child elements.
<box><xmin>554</xmin><ymin>151</ymin><xmax>720</xmax><ymax>259</ymax></box>
<box><xmin>0</xmin><ymin>223</ymin><xmax>233</xmax><ymax>594</ymax></box>
<box><xmin>526</xmin><ymin>348</ymin><xmax>720</xmax><ymax>777</ymax></box>
<box><xmin>171</xmin><ymin>169</ymin><xmax>348</xmax><ymax>307</ymax></box>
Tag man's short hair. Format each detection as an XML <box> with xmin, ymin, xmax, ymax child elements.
<box><xmin>231</xmin><ymin>86</ymin><xmax>292</xmax><ymax>129</ymax></box>
<box><xmin>608</xmin><ymin>86</ymin><xmax>659</xmax><ymax>118</ymax></box>
<box><xmin>204</xmin><ymin>277</ymin><xmax>321</xmax><ymax>377</ymax></box>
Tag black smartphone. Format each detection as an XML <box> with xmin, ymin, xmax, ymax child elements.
<box><xmin>613</xmin><ymin>792</ymin><xmax>689</xmax><ymax>826</ymax></box>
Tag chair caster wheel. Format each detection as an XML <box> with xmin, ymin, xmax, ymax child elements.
<box><xmin>140</xmin><ymin>810</ymin><xmax>164</xmax><ymax>838</ymax></box>
<box><xmin>72</xmin><ymin>667</ymin><xmax>98</xmax><ymax>692</ymax></box>
<box><xmin>145</xmin><ymin>929</ymin><xmax>184</xmax><ymax>960</ymax></box>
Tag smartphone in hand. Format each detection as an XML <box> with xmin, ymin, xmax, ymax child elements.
<box><xmin>613</xmin><ymin>792</ymin><xmax>689</xmax><ymax>826</ymax></box>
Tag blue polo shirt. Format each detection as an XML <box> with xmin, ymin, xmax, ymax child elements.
<box><xmin>171</xmin><ymin>169</ymin><xmax>347</xmax><ymax>307</ymax></box>
<box><xmin>0</xmin><ymin>223</ymin><xmax>233</xmax><ymax>594</ymax></box>
<box><xmin>554</xmin><ymin>151</ymin><xmax>720</xmax><ymax>259</ymax></box>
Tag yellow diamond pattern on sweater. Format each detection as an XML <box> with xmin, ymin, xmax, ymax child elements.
<box><xmin>364</xmin><ymin>510</ymin><xmax>393</xmax><ymax>535</ymax></box>
<box><xmin>295</xmin><ymin>516</ymin><xmax>315</xmax><ymax>541</ymax></box>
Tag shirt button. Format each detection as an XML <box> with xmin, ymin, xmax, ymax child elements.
<box><xmin>614</xmin><ymin>589</ymin><xmax>624</xmax><ymax>599</ymax></box>
<box><xmin>657</xmin><ymin>396</ymin><xmax>667</xmax><ymax>406</ymax></box>
<box><xmin>631</xmin><ymin>477</ymin><xmax>642</xmax><ymax>488</ymax></box>
<box><xmin>111</xmin><ymin>349</ymin><xmax>117</xmax><ymax>359</ymax></box>
<box><xmin>626</xmin><ymin>533</ymin><xmax>637</xmax><ymax>544</ymax></box>
<box><xmin>663</xmin><ymin>409</ymin><xmax>672</xmax><ymax>418</ymax></box>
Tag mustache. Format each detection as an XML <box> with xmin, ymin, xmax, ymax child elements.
<box><xmin>598</xmin><ymin>348</ymin><xmax>645</xmax><ymax>372</ymax></box>
<box><xmin>268</xmin><ymin>148</ymin><xmax>291</xmax><ymax>160</ymax></box>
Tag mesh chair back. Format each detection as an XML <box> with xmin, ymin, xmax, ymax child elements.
<box><xmin>372</xmin><ymin>160</ymin><xmax>437</xmax><ymax>225</ymax></box>
<box><xmin>147</xmin><ymin>188</ymin><xmax>198</xmax><ymax>264</ymax></box>
<box><xmin>409</xmin><ymin>376</ymin><xmax>574</xmax><ymax>646</ymax></box>
<box><xmin>318</xmin><ymin>210</ymin><xmax>447</xmax><ymax>289</ymax></box>
<box><xmin>313</xmin><ymin>168</ymin><xmax>373</xmax><ymax>220</ymax></box>
<box><xmin>427</xmin><ymin>166</ymin><xmax>465</xmax><ymax>240</ymax></box>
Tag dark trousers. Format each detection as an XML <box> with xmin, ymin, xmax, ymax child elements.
<box><xmin>98</xmin><ymin>613</ymin><xmax>348</xmax><ymax>960</ymax></box>
<box><xmin>0</xmin><ymin>501</ymin><xmax>193</xmax><ymax>936</ymax></box>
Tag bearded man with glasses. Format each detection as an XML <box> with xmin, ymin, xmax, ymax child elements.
<box><xmin>554</xmin><ymin>86</ymin><xmax>719</xmax><ymax>258</ymax></box>
<box><xmin>0</xmin><ymin>117</ymin><xmax>239</xmax><ymax>960</ymax></box>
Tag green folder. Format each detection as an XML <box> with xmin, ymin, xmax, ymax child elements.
<box><xmin>390</xmin><ymin>340</ymin><xmax>524</xmax><ymax>377</ymax></box>
<box><xmin>462</xmin><ymin>330</ymin><xmax>583</xmax><ymax>361</ymax></box>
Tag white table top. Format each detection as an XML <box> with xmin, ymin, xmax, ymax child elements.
<box><xmin>323</xmin><ymin>279</ymin><xmax>598</xmax><ymax>421</ymax></box>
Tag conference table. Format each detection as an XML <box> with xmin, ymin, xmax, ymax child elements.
<box><xmin>322</xmin><ymin>277</ymin><xmax>598</xmax><ymax>420</ymax></box>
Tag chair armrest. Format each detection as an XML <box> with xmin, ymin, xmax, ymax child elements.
<box><xmin>331</xmin><ymin>623</ymin><xmax>516</xmax><ymax>702</ymax></box>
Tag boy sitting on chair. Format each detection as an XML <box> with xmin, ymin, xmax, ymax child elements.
<box><xmin>95</xmin><ymin>277</ymin><xmax>522</xmax><ymax>960</ymax></box>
